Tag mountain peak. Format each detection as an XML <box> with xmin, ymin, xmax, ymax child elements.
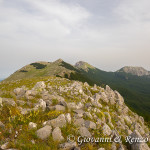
<box><xmin>75</xmin><ymin>61</ymin><xmax>95</xmax><ymax>71</ymax></box>
<box><xmin>54</xmin><ymin>58</ymin><xmax>64</xmax><ymax>64</ymax></box>
<box><xmin>117</xmin><ymin>66</ymin><xmax>150</xmax><ymax>76</ymax></box>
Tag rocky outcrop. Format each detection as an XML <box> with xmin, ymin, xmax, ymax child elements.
<box><xmin>36</xmin><ymin>125</ymin><xmax>52</xmax><ymax>140</ymax></box>
<box><xmin>0</xmin><ymin>78</ymin><xmax>149</xmax><ymax>150</ymax></box>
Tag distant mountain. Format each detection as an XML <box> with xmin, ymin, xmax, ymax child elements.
<box><xmin>117</xmin><ymin>66</ymin><xmax>150</xmax><ymax>76</ymax></box>
<box><xmin>75</xmin><ymin>61</ymin><xmax>95</xmax><ymax>72</ymax></box>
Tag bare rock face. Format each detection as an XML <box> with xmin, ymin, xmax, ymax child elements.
<box><xmin>128</xmin><ymin>130</ymin><xmax>150</xmax><ymax>150</ymax></box>
<box><xmin>117</xmin><ymin>66</ymin><xmax>150</xmax><ymax>76</ymax></box>
<box><xmin>36</xmin><ymin>125</ymin><xmax>52</xmax><ymax>140</ymax></box>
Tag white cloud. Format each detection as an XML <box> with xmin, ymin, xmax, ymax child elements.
<box><xmin>0</xmin><ymin>0</ymin><xmax>150</xmax><ymax>78</ymax></box>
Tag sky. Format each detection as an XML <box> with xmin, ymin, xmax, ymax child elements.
<box><xmin>0</xmin><ymin>0</ymin><xmax>150</xmax><ymax>78</ymax></box>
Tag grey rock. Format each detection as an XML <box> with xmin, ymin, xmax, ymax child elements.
<box><xmin>0</xmin><ymin>121</ymin><xmax>5</xmax><ymax>128</ymax></box>
<box><xmin>46</xmin><ymin>106</ymin><xmax>55</xmax><ymax>111</ymax></box>
<box><xmin>93</xmin><ymin>93</ymin><xmax>101</xmax><ymax>101</ymax></box>
<box><xmin>129</xmin><ymin>130</ymin><xmax>150</xmax><ymax>150</ymax></box>
<box><xmin>14</xmin><ymin>87</ymin><xmax>25</xmax><ymax>98</ymax></box>
<box><xmin>99</xmin><ymin>92</ymin><xmax>109</xmax><ymax>103</ymax></box>
<box><xmin>84</xmin><ymin>120</ymin><xmax>96</xmax><ymax>129</ymax></box>
<box><xmin>124</xmin><ymin>116</ymin><xmax>132</xmax><ymax>125</ymax></box>
<box><xmin>59</xmin><ymin>100</ymin><xmax>67</xmax><ymax>107</ymax></box>
<box><xmin>28</xmin><ymin>122</ymin><xmax>37</xmax><ymax>130</ymax></box>
<box><xmin>111</xmin><ymin>142</ymin><xmax>117</xmax><ymax>150</ymax></box>
<box><xmin>52</xmin><ymin>127</ymin><xmax>64</xmax><ymax>142</ymax></box>
<box><xmin>49</xmin><ymin>114</ymin><xmax>66</xmax><ymax>128</ymax></box>
<box><xmin>20</xmin><ymin>108</ymin><xmax>32</xmax><ymax>115</ymax></box>
<box><xmin>84</xmin><ymin>112</ymin><xmax>93</xmax><ymax>119</ymax></box>
<box><xmin>74</xmin><ymin>109</ymin><xmax>85</xmax><ymax>118</ymax></box>
<box><xmin>55</xmin><ymin>105</ymin><xmax>65</xmax><ymax>112</ymax></box>
<box><xmin>0</xmin><ymin>97</ymin><xmax>3</xmax><ymax>106</ymax></box>
<box><xmin>65</xmin><ymin>113</ymin><xmax>71</xmax><ymax>124</ymax></box>
<box><xmin>34</xmin><ymin>81</ymin><xmax>46</xmax><ymax>90</ymax></box>
<box><xmin>102</xmin><ymin>123</ymin><xmax>112</xmax><ymax>136</ymax></box>
<box><xmin>16</xmin><ymin>100</ymin><xmax>25</xmax><ymax>106</ymax></box>
<box><xmin>67</xmin><ymin>102</ymin><xmax>77</xmax><ymax>110</ymax></box>
<box><xmin>25</xmin><ymin>90</ymin><xmax>37</xmax><ymax>100</ymax></box>
<box><xmin>115</xmin><ymin>91</ymin><xmax>124</xmax><ymax>106</ymax></box>
<box><xmin>36</xmin><ymin>125</ymin><xmax>52</xmax><ymax>140</ymax></box>
<box><xmin>79</xmin><ymin>127</ymin><xmax>91</xmax><ymax>137</ymax></box>
<box><xmin>59</xmin><ymin>142</ymin><xmax>77</xmax><ymax>150</ymax></box>
<box><xmin>1</xmin><ymin>142</ymin><xmax>9</xmax><ymax>149</ymax></box>
<box><xmin>45</xmin><ymin>100</ymin><xmax>52</xmax><ymax>106</ymax></box>
<box><xmin>118</xmin><ymin>144</ymin><xmax>125</xmax><ymax>150</ymax></box>
<box><xmin>74</xmin><ymin>118</ymin><xmax>85</xmax><ymax>127</ymax></box>
<box><xmin>85</xmin><ymin>103</ymin><xmax>92</xmax><ymax>109</ymax></box>
<box><xmin>84</xmin><ymin>82</ymin><xmax>89</xmax><ymax>87</ymax></box>
<box><xmin>2</xmin><ymin>98</ymin><xmax>16</xmax><ymax>106</ymax></box>
<box><xmin>34</xmin><ymin>99</ymin><xmax>46</xmax><ymax>111</ymax></box>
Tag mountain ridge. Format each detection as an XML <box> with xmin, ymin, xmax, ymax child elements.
<box><xmin>2</xmin><ymin>59</ymin><xmax>150</xmax><ymax>122</ymax></box>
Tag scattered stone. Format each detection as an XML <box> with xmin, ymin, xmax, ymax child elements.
<box><xmin>55</xmin><ymin>105</ymin><xmax>65</xmax><ymax>111</ymax></box>
<box><xmin>128</xmin><ymin>130</ymin><xmax>150</xmax><ymax>150</ymax></box>
<box><xmin>49</xmin><ymin>114</ymin><xmax>66</xmax><ymax>128</ymax></box>
<box><xmin>102</xmin><ymin>123</ymin><xmax>112</xmax><ymax>136</ymax></box>
<box><xmin>36</xmin><ymin>125</ymin><xmax>52</xmax><ymax>140</ymax></box>
<box><xmin>74</xmin><ymin>118</ymin><xmax>85</xmax><ymax>127</ymax></box>
<box><xmin>34</xmin><ymin>81</ymin><xmax>46</xmax><ymax>90</ymax></box>
<box><xmin>74</xmin><ymin>109</ymin><xmax>85</xmax><ymax>118</ymax></box>
<box><xmin>16</xmin><ymin>100</ymin><xmax>26</xmax><ymax>106</ymax></box>
<box><xmin>34</xmin><ymin>99</ymin><xmax>46</xmax><ymax>111</ymax></box>
<box><xmin>59</xmin><ymin>142</ymin><xmax>77</xmax><ymax>150</ymax></box>
<box><xmin>52</xmin><ymin>127</ymin><xmax>64</xmax><ymax>142</ymax></box>
<box><xmin>0</xmin><ymin>121</ymin><xmax>5</xmax><ymax>128</ymax></box>
<box><xmin>1</xmin><ymin>142</ymin><xmax>9</xmax><ymax>149</ymax></box>
<box><xmin>0</xmin><ymin>97</ymin><xmax>3</xmax><ymax>106</ymax></box>
<box><xmin>84</xmin><ymin>120</ymin><xmax>96</xmax><ymax>129</ymax></box>
<box><xmin>79</xmin><ymin>127</ymin><xmax>91</xmax><ymax>137</ymax></box>
<box><xmin>14</xmin><ymin>87</ymin><xmax>25</xmax><ymax>98</ymax></box>
<box><xmin>111</xmin><ymin>142</ymin><xmax>117</xmax><ymax>150</ymax></box>
<box><xmin>29</xmin><ymin>122</ymin><xmax>37</xmax><ymax>130</ymax></box>
<box><xmin>65</xmin><ymin>113</ymin><xmax>71</xmax><ymax>124</ymax></box>
<box><xmin>2</xmin><ymin>98</ymin><xmax>16</xmax><ymax>106</ymax></box>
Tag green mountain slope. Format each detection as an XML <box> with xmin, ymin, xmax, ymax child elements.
<box><xmin>75</xmin><ymin>61</ymin><xmax>150</xmax><ymax>122</ymax></box>
<box><xmin>5</xmin><ymin>59</ymin><xmax>94</xmax><ymax>85</ymax></box>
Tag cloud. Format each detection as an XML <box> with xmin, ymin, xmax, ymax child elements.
<box><xmin>0</xmin><ymin>0</ymin><xmax>91</xmax><ymax>40</ymax></box>
<box><xmin>0</xmin><ymin>0</ymin><xmax>150</xmax><ymax>78</ymax></box>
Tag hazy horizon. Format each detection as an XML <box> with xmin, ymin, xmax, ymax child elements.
<box><xmin>1</xmin><ymin>0</ymin><xmax>150</xmax><ymax>78</ymax></box>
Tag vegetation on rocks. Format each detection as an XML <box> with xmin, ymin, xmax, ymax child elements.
<box><xmin>0</xmin><ymin>76</ymin><xmax>149</xmax><ymax>149</ymax></box>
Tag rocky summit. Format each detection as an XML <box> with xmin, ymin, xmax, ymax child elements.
<box><xmin>117</xmin><ymin>66</ymin><xmax>150</xmax><ymax>76</ymax></box>
<box><xmin>0</xmin><ymin>76</ymin><xmax>150</xmax><ymax>150</ymax></box>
